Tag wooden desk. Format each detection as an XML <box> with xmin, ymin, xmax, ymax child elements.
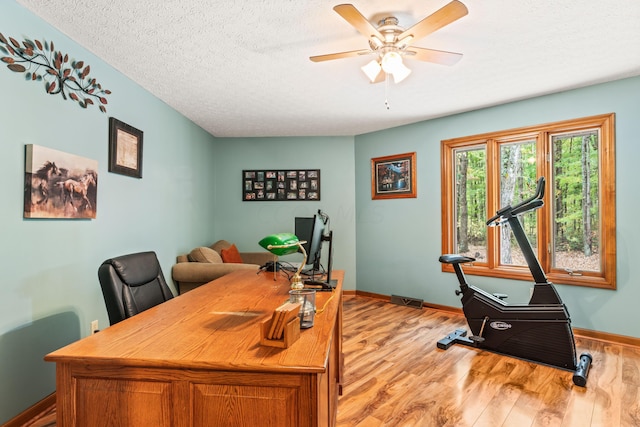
<box><xmin>46</xmin><ymin>270</ymin><xmax>344</xmax><ymax>427</ymax></box>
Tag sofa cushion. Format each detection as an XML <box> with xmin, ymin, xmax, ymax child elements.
<box><xmin>211</xmin><ymin>240</ymin><xmax>232</xmax><ymax>254</ymax></box>
<box><xmin>220</xmin><ymin>244</ymin><xmax>243</xmax><ymax>263</ymax></box>
<box><xmin>188</xmin><ymin>246</ymin><xmax>223</xmax><ymax>264</ymax></box>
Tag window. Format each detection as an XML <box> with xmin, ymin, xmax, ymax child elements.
<box><xmin>441</xmin><ymin>113</ymin><xmax>616</xmax><ymax>289</ymax></box>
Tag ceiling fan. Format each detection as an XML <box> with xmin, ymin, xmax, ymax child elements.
<box><xmin>310</xmin><ymin>1</ymin><xmax>468</xmax><ymax>84</ymax></box>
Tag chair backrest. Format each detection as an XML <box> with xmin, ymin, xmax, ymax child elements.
<box><xmin>98</xmin><ymin>251</ymin><xmax>174</xmax><ymax>325</ymax></box>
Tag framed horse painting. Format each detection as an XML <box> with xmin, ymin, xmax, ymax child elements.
<box><xmin>24</xmin><ymin>144</ymin><xmax>98</xmax><ymax>219</ymax></box>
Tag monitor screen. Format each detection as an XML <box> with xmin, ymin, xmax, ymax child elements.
<box><xmin>295</xmin><ymin>217</ymin><xmax>312</xmax><ymax>257</ymax></box>
<box><xmin>295</xmin><ymin>215</ymin><xmax>324</xmax><ymax>267</ymax></box>
<box><xmin>295</xmin><ymin>210</ymin><xmax>336</xmax><ymax>290</ymax></box>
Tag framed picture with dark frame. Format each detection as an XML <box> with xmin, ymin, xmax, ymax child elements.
<box><xmin>108</xmin><ymin>117</ymin><xmax>143</xmax><ymax>178</ymax></box>
<box><xmin>243</xmin><ymin>169</ymin><xmax>320</xmax><ymax>201</ymax></box>
<box><xmin>371</xmin><ymin>152</ymin><xmax>417</xmax><ymax>200</ymax></box>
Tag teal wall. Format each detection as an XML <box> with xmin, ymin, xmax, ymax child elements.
<box><xmin>213</xmin><ymin>136</ymin><xmax>357</xmax><ymax>291</ymax></box>
<box><xmin>2</xmin><ymin>0</ymin><xmax>639</xmax><ymax>422</ymax></box>
<box><xmin>355</xmin><ymin>76</ymin><xmax>640</xmax><ymax>340</ymax></box>
<box><xmin>0</xmin><ymin>2</ymin><xmax>218</xmax><ymax>422</ymax></box>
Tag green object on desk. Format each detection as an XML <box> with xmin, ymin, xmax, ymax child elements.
<box><xmin>259</xmin><ymin>233</ymin><xmax>308</xmax><ymax>289</ymax></box>
<box><xmin>259</xmin><ymin>233</ymin><xmax>302</xmax><ymax>256</ymax></box>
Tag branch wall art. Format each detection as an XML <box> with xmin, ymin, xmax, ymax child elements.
<box><xmin>0</xmin><ymin>32</ymin><xmax>111</xmax><ymax>112</ymax></box>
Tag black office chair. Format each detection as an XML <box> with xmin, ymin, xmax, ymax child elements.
<box><xmin>98</xmin><ymin>251</ymin><xmax>174</xmax><ymax>325</ymax></box>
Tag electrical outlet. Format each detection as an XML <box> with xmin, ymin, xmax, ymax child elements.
<box><xmin>91</xmin><ymin>319</ymin><xmax>99</xmax><ymax>335</ymax></box>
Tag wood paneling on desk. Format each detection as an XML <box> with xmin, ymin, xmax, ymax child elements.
<box><xmin>46</xmin><ymin>270</ymin><xmax>344</xmax><ymax>427</ymax></box>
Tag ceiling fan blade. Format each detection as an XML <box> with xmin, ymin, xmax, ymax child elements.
<box><xmin>333</xmin><ymin>4</ymin><xmax>385</xmax><ymax>42</ymax></box>
<box><xmin>397</xmin><ymin>0</ymin><xmax>468</xmax><ymax>43</ymax></box>
<box><xmin>405</xmin><ymin>47</ymin><xmax>463</xmax><ymax>66</ymax></box>
<box><xmin>309</xmin><ymin>49</ymin><xmax>371</xmax><ymax>62</ymax></box>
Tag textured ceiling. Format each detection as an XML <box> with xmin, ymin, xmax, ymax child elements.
<box><xmin>15</xmin><ymin>0</ymin><xmax>640</xmax><ymax>137</ymax></box>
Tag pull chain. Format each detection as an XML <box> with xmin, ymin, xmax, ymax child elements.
<box><xmin>384</xmin><ymin>72</ymin><xmax>390</xmax><ymax>110</ymax></box>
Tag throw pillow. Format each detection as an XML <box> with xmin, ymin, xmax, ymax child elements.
<box><xmin>188</xmin><ymin>246</ymin><xmax>222</xmax><ymax>263</ymax></box>
<box><xmin>220</xmin><ymin>244</ymin><xmax>243</xmax><ymax>263</ymax></box>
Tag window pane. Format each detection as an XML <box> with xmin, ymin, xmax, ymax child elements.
<box><xmin>499</xmin><ymin>141</ymin><xmax>537</xmax><ymax>266</ymax></box>
<box><xmin>442</xmin><ymin>113</ymin><xmax>614</xmax><ymax>289</ymax></box>
<box><xmin>454</xmin><ymin>147</ymin><xmax>486</xmax><ymax>260</ymax></box>
<box><xmin>551</xmin><ymin>130</ymin><xmax>601</xmax><ymax>272</ymax></box>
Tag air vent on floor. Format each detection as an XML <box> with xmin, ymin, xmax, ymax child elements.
<box><xmin>390</xmin><ymin>295</ymin><xmax>423</xmax><ymax>309</ymax></box>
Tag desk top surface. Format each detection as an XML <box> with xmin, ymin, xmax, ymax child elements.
<box><xmin>46</xmin><ymin>269</ymin><xmax>344</xmax><ymax>374</ymax></box>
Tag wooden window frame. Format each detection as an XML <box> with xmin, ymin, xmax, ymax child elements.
<box><xmin>441</xmin><ymin>113</ymin><xmax>616</xmax><ymax>289</ymax></box>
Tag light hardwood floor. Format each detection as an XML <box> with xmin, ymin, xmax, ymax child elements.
<box><xmin>337</xmin><ymin>295</ymin><xmax>640</xmax><ymax>427</ymax></box>
<box><xmin>17</xmin><ymin>295</ymin><xmax>640</xmax><ymax>427</ymax></box>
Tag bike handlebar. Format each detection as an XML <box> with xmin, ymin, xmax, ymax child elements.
<box><xmin>486</xmin><ymin>177</ymin><xmax>545</xmax><ymax>226</ymax></box>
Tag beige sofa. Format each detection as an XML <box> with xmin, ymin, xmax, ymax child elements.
<box><xmin>172</xmin><ymin>240</ymin><xmax>275</xmax><ymax>294</ymax></box>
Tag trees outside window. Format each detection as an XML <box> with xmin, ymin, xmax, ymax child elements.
<box><xmin>441</xmin><ymin>113</ymin><xmax>616</xmax><ymax>289</ymax></box>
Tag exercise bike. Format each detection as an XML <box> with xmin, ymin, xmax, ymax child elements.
<box><xmin>438</xmin><ymin>177</ymin><xmax>592</xmax><ymax>386</ymax></box>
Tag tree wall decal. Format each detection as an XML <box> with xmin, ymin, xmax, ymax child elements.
<box><xmin>0</xmin><ymin>33</ymin><xmax>111</xmax><ymax>112</ymax></box>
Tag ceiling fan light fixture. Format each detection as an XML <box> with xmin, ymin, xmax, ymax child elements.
<box><xmin>380</xmin><ymin>51</ymin><xmax>411</xmax><ymax>83</ymax></box>
<box><xmin>391</xmin><ymin>62</ymin><xmax>411</xmax><ymax>83</ymax></box>
<box><xmin>361</xmin><ymin>59</ymin><xmax>382</xmax><ymax>82</ymax></box>
<box><xmin>311</xmin><ymin>2</ymin><xmax>468</xmax><ymax>86</ymax></box>
<box><xmin>381</xmin><ymin>51</ymin><xmax>403</xmax><ymax>73</ymax></box>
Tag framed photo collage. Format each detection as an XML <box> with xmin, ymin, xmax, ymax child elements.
<box><xmin>243</xmin><ymin>169</ymin><xmax>321</xmax><ymax>201</ymax></box>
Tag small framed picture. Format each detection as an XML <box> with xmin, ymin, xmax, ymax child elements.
<box><xmin>371</xmin><ymin>152</ymin><xmax>417</xmax><ymax>200</ymax></box>
<box><xmin>108</xmin><ymin>117</ymin><xmax>143</xmax><ymax>178</ymax></box>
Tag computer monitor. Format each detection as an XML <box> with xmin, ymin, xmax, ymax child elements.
<box><xmin>295</xmin><ymin>211</ymin><xmax>337</xmax><ymax>290</ymax></box>
<box><xmin>295</xmin><ymin>214</ymin><xmax>324</xmax><ymax>268</ymax></box>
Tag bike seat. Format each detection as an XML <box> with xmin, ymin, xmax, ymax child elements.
<box><xmin>439</xmin><ymin>254</ymin><xmax>476</xmax><ymax>264</ymax></box>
